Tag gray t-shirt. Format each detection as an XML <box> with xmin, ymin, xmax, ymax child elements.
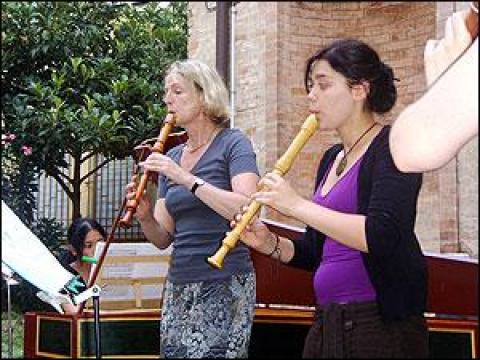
<box><xmin>158</xmin><ymin>128</ymin><xmax>259</xmax><ymax>283</ymax></box>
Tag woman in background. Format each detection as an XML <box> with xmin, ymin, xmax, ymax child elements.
<box><xmin>59</xmin><ymin>217</ymin><xmax>106</xmax><ymax>314</ymax></box>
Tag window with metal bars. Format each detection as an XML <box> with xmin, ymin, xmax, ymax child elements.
<box><xmin>37</xmin><ymin>172</ymin><xmax>71</xmax><ymax>237</ymax></box>
<box><xmin>36</xmin><ymin>155</ymin><xmax>147</xmax><ymax>242</ymax></box>
<box><xmin>95</xmin><ymin>155</ymin><xmax>147</xmax><ymax>241</ymax></box>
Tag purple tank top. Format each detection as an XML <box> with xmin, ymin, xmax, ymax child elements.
<box><xmin>312</xmin><ymin>155</ymin><xmax>376</xmax><ymax>306</ymax></box>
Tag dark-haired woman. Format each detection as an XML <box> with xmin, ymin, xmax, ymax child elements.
<box><xmin>60</xmin><ymin>218</ymin><xmax>106</xmax><ymax>314</ymax></box>
<box><xmin>233</xmin><ymin>39</ymin><xmax>428</xmax><ymax>358</ymax></box>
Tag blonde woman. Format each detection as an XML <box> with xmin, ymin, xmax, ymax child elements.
<box><xmin>126</xmin><ymin>59</ymin><xmax>260</xmax><ymax>358</ymax></box>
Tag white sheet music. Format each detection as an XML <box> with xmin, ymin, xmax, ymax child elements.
<box><xmin>1</xmin><ymin>201</ymin><xmax>74</xmax><ymax>295</ymax></box>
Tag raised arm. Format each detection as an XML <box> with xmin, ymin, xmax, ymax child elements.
<box><xmin>390</xmin><ymin>6</ymin><xmax>478</xmax><ymax>172</ymax></box>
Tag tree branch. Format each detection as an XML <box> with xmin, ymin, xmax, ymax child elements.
<box><xmin>56</xmin><ymin>169</ymin><xmax>73</xmax><ymax>184</ymax></box>
<box><xmin>49</xmin><ymin>172</ymin><xmax>74</xmax><ymax>200</ymax></box>
<box><xmin>81</xmin><ymin>151</ymin><xmax>96</xmax><ymax>163</ymax></box>
<box><xmin>80</xmin><ymin>157</ymin><xmax>114</xmax><ymax>183</ymax></box>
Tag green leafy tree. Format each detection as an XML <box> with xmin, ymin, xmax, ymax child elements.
<box><xmin>2</xmin><ymin>1</ymin><xmax>188</xmax><ymax>219</ymax></box>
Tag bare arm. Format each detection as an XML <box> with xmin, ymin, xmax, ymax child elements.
<box><xmin>254</xmin><ymin>191</ymin><xmax>368</xmax><ymax>252</ymax></box>
<box><xmin>289</xmin><ymin>198</ymin><xmax>368</xmax><ymax>252</ymax></box>
<box><xmin>193</xmin><ymin>172</ymin><xmax>260</xmax><ymax>220</ymax></box>
<box><xmin>390</xmin><ymin>8</ymin><xmax>478</xmax><ymax>172</ymax></box>
<box><xmin>61</xmin><ymin>302</ymin><xmax>79</xmax><ymax>314</ymax></box>
<box><xmin>125</xmin><ymin>177</ymin><xmax>174</xmax><ymax>250</ymax></box>
<box><xmin>138</xmin><ymin>198</ymin><xmax>175</xmax><ymax>250</ymax></box>
<box><xmin>240</xmin><ymin>173</ymin><xmax>368</xmax><ymax>258</ymax></box>
<box><xmin>390</xmin><ymin>37</ymin><xmax>478</xmax><ymax>172</ymax></box>
<box><xmin>139</xmin><ymin>152</ymin><xmax>260</xmax><ymax>220</ymax></box>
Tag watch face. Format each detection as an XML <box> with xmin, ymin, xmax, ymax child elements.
<box><xmin>197</xmin><ymin>179</ymin><xmax>205</xmax><ymax>186</ymax></box>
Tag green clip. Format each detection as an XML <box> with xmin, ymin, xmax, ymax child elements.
<box><xmin>81</xmin><ymin>256</ymin><xmax>97</xmax><ymax>264</ymax></box>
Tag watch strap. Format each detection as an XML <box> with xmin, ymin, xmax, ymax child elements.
<box><xmin>190</xmin><ymin>179</ymin><xmax>204</xmax><ymax>194</ymax></box>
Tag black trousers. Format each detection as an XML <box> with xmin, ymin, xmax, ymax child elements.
<box><xmin>302</xmin><ymin>301</ymin><xmax>429</xmax><ymax>358</ymax></box>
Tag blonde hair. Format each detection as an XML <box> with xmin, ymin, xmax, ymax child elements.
<box><xmin>166</xmin><ymin>59</ymin><xmax>230</xmax><ymax>127</ymax></box>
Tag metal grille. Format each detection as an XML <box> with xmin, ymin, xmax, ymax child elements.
<box><xmin>95</xmin><ymin>155</ymin><xmax>146</xmax><ymax>241</ymax></box>
<box><xmin>36</xmin><ymin>156</ymin><xmax>147</xmax><ymax>242</ymax></box>
<box><xmin>37</xmin><ymin>169</ymin><xmax>71</xmax><ymax>239</ymax></box>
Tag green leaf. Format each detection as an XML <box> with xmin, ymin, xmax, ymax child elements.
<box><xmin>112</xmin><ymin>109</ymin><xmax>120</xmax><ymax>122</ymax></box>
<box><xmin>99</xmin><ymin>114</ymin><xmax>110</xmax><ymax>127</ymax></box>
<box><xmin>71</xmin><ymin>57</ymin><xmax>83</xmax><ymax>73</ymax></box>
<box><xmin>52</xmin><ymin>96</ymin><xmax>64</xmax><ymax>110</ymax></box>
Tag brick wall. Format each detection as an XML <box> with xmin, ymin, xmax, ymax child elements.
<box><xmin>441</xmin><ymin>2</ymin><xmax>478</xmax><ymax>257</ymax></box>
<box><xmin>188</xmin><ymin>2</ymin><xmax>478</xmax><ymax>257</ymax></box>
<box><xmin>187</xmin><ymin>2</ymin><xmax>217</xmax><ymax>68</ymax></box>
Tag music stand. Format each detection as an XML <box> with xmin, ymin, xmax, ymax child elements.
<box><xmin>2</xmin><ymin>263</ymin><xmax>21</xmax><ymax>358</ymax></box>
<box><xmin>79</xmin><ymin>256</ymin><xmax>103</xmax><ymax>359</ymax></box>
<box><xmin>92</xmin><ymin>285</ymin><xmax>102</xmax><ymax>359</ymax></box>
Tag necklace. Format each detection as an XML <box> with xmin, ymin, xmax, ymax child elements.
<box><xmin>336</xmin><ymin>123</ymin><xmax>377</xmax><ymax>176</ymax></box>
<box><xmin>185</xmin><ymin>128</ymin><xmax>218</xmax><ymax>153</ymax></box>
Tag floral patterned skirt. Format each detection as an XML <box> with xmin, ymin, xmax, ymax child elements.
<box><xmin>160</xmin><ymin>271</ymin><xmax>256</xmax><ymax>358</ymax></box>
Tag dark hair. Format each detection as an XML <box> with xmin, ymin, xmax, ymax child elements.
<box><xmin>304</xmin><ymin>39</ymin><xmax>397</xmax><ymax>114</ymax></box>
<box><xmin>67</xmin><ymin>218</ymin><xmax>106</xmax><ymax>261</ymax></box>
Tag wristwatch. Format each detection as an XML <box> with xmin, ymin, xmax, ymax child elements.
<box><xmin>190</xmin><ymin>178</ymin><xmax>205</xmax><ymax>195</ymax></box>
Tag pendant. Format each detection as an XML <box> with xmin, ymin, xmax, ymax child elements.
<box><xmin>336</xmin><ymin>156</ymin><xmax>347</xmax><ymax>176</ymax></box>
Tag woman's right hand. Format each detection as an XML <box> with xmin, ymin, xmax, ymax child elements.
<box><xmin>125</xmin><ymin>176</ymin><xmax>153</xmax><ymax>222</ymax></box>
<box><xmin>230</xmin><ymin>206</ymin><xmax>275</xmax><ymax>255</ymax></box>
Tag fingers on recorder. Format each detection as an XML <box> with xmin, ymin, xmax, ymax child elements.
<box><xmin>125</xmin><ymin>175</ymin><xmax>139</xmax><ymax>210</ymax></box>
<box><xmin>230</xmin><ymin>204</ymin><xmax>252</xmax><ymax>231</ymax></box>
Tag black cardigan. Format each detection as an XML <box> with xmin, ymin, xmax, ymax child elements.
<box><xmin>288</xmin><ymin>126</ymin><xmax>427</xmax><ymax>323</ymax></box>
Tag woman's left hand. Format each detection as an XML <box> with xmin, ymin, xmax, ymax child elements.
<box><xmin>139</xmin><ymin>153</ymin><xmax>193</xmax><ymax>187</ymax></box>
<box><xmin>253</xmin><ymin>172</ymin><xmax>304</xmax><ymax>217</ymax></box>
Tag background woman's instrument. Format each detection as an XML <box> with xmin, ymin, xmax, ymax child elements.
<box><xmin>207</xmin><ymin>114</ymin><xmax>319</xmax><ymax>269</ymax></box>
